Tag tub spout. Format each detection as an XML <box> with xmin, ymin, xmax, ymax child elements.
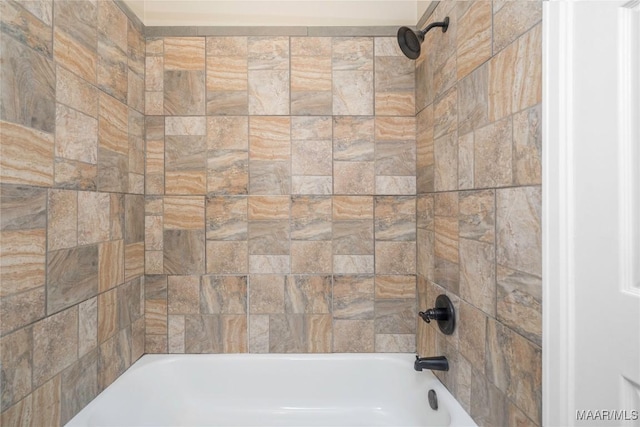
<box><xmin>414</xmin><ymin>355</ymin><xmax>449</xmax><ymax>372</ymax></box>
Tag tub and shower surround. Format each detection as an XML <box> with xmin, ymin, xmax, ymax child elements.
<box><xmin>415</xmin><ymin>1</ymin><xmax>543</xmax><ymax>426</ymax></box>
<box><xmin>0</xmin><ymin>0</ymin><xmax>145</xmax><ymax>425</ymax></box>
<box><xmin>142</xmin><ymin>33</ymin><xmax>420</xmax><ymax>355</ymax></box>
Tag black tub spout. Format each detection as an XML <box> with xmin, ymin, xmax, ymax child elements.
<box><xmin>414</xmin><ymin>355</ymin><xmax>449</xmax><ymax>372</ymax></box>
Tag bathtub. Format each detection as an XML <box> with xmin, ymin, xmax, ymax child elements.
<box><xmin>66</xmin><ymin>353</ymin><xmax>476</xmax><ymax>427</ymax></box>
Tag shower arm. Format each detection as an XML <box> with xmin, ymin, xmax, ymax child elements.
<box><xmin>419</xmin><ymin>17</ymin><xmax>450</xmax><ymax>37</ymax></box>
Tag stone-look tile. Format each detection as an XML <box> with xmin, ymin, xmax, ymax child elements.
<box><xmin>332</xmin><ymin>37</ymin><xmax>373</xmax><ymax>71</ymax></box>
<box><xmin>247</xmin><ymin>196</ymin><xmax>289</xmax><ymax>220</ymax></box>
<box><xmin>291</xmin><ymin>241</ymin><xmax>332</xmax><ymax>274</ymax></box>
<box><xmin>513</xmin><ymin>104</ymin><xmax>542</xmax><ymax>186</ymax></box>
<box><xmin>248</xmin><ymin>37</ymin><xmax>289</xmax><ymax>70</ymax></box>
<box><xmin>333</xmin><ymin>275</ymin><xmax>374</xmax><ymax>320</ymax></box>
<box><xmin>434</xmin><ymin>132</ymin><xmax>458</xmax><ymax>192</ymax></box>
<box><xmin>98</xmin><ymin>329</ymin><xmax>130</xmax><ymax>391</ymax></box>
<box><xmin>305</xmin><ymin>314</ymin><xmax>332</xmax><ymax>353</ymax></box>
<box><xmin>60</xmin><ymin>350</ymin><xmax>97</xmax><ymax>425</ymax></box>
<box><xmin>333</xmin><ymin>320</ymin><xmax>374</xmax><ymax>352</ymax></box>
<box><xmin>416</xmin><ymin>105</ymin><xmax>434</xmax><ymax>193</ymax></box>
<box><xmin>145</xmin><ymin>335</ymin><xmax>167</xmax><ymax>354</ymax></box>
<box><xmin>201</xmin><ymin>276</ymin><xmax>247</xmax><ymax>314</ymax></box>
<box><xmin>145</xmin><ymin>251</ymin><xmax>163</xmax><ymax>275</ymax></box>
<box><xmin>497</xmin><ymin>265</ymin><xmax>542</xmax><ymax>347</ymax></box>
<box><xmin>248</xmin><ymin>221</ymin><xmax>289</xmax><ymax>255</ymax></box>
<box><xmin>249</xmin><ymin>255</ymin><xmax>290</xmax><ymax>274</ymax></box>
<box><xmin>291</xmin><ymin>37</ymin><xmax>331</xmax><ymax>56</ymax></box>
<box><xmin>290</xmin><ymin>52</ymin><xmax>332</xmax><ymax>115</ymax></box>
<box><xmin>97</xmin><ymin>147</ymin><xmax>128</xmax><ymax>193</ymax></box>
<box><xmin>248</xmin><ymin>70</ymin><xmax>290</xmax><ymax>115</ymax></box>
<box><xmin>290</xmin><ymin>196</ymin><xmax>332</xmax><ymax>241</ymax></box>
<box><xmin>458</xmin><ymin>63</ymin><xmax>489</xmax><ymax>136</ymax></box>
<box><xmin>146</xmin><ymin>56</ymin><xmax>164</xmax><ymax>91</ymax></box>
<box><xmin>475</xmin><ymin>117</ymin><xmax>513</xmax><ymax>188</ymax></box>
<box><xmin>77</xmin><ymin>192</ymin><xmax>110</xmax><ymax>245</ymax></box>
<box><xmin>207</xmin><ymin>116</ymin><xmax>248</xmax><ymax>150</ymax></box>
<box><xmin>332</xmin><ymin>220</ymin><xmax>374</xmax><ymax>255</ymax></box>
<box><xmin>493</xmin><ymin>0</ymin><xmax>542</xmax><ymax>54</ymax></box>
<box><xmin>206</xmin><ymin>40</ymin><xmax>249</xmax><ymax>115</ymax></box>
<box><xmin>145</xmin><ymin>215</ymin><xmax>163</xmax><ymax>250</ymax></box>
<box><xmin>496</xmin><ymin>186</ymin><xmax>541</xmax><ymax>276</ymax></box>
<box><xmin>168</xmin><ymin>315</ymin><xmax>185</xmax><ymax>353</ymax></box>
<box><xmin>53</xmin><ymin>158</ymin><xmax>97</xmax><ymax>191</ymax></box>
<box><xmin>291</xmin><ymin>176</ymin><xmax>332</xmax><ymax>195</ymax></box>
<box><xmin>249</xmin><ymin>160</ymin><xmax>289</xmax><ymax>195</ymax></box>
<box><xmin>99</xmin><ymin>93</ymin><xmax>128</xmax><ymax>157</ymax></box>
<box><xmin>375</xmin><ymin>334</ymin><xmax>415</xmax><ymax>353</ymax></box>
<box><xmin>459</xmin><ymin>302</ymin><xmax>487</xmax><ymax>372</ymax></box>
<box><xmin>0</xmin><ymin>326</ymin><xmax>32</xmax><ymax>411</ymax></box>
<box><xmin>0</xmin><ymin>0</ymin><xmax>52</xmax><ymax>57</ymax></box>
<box><xmin>164</xmin><ymin>37</ymin><xmax>205</xmax><ymax>70</ymax></box>
<box><xmin>374</xmin><ymin>37</ymin><xmax>403</xmax><ymax>57</ymax></box>
<box><xmin>489</xmin><ymin>24</ymin><xmax>542</xmax><ymax>121</ymax></box>
<box><xmin>1</xmin><ymin>35</ymin><xmax>55</xmax><ymax>134</ymax></box>
<box><xmin>0</xmin><ymin>286</ymin><xmax>45</xmax><ymax>336</ymax></box>
<box><xmin>47</xmin><ymin>189</ymin><xmax>76</xmax><ymax>251</ymax></box>
<box><xmin>285</xmin><ymin>275</ymin><xmax>331</xmax><ymax>314</ymax></box>
<box><xmin>164</xmin><ymin>230</ymin><xmax>205</xmax><ymax>275</ymax></box>
<box><xmin>117</xmin><ymin>279</ymin><xmax>142</xmax><ymax>331</ymax></box>
<box><xmin>128</xmin><ymin>111</ymin><xmax>145</xmax><ymax>177</ymax></box>
<box><xmin>110</xmin><ymin>194</ymin><xmax>125</xmax><ymax>240</ymax></box>
<box><xmin>416</xmin><ymin>194</ymin><xmax>434</xmax><ymax>231</ymax></box>
<box><xmin>333</xmin><ymin>255</ymin><xmax>374</xmax><ymax>274</ymax></box>
<box><xmin>333</xmin><ymin>196</ymin><xmax>373</xmax><ymax>220</ymax></box>
<box><xmin>124</xmin><ymin>242</ymin><xmax>144</xmax><ymax>282</ymax></box>
<box><xmin>164</xmin><ymin>70</ymin><xmax>205</xmax><ymax>115</ymax></box>
<box><xmin>145</xmin><ymin>118</ymin><xmax>165</xmax><ymax>194</ymax></box>
<box><xmin>165</xmin><ymin>136</ymin><xmax>207</xmax><ymax>195</ymax></box>
<box><xmin>47</xmin><ymin>245</ymin><xmax>98</xmax><ymax>314</ymax></box>
<box><xmin>207</xmin><ymin>150</ymin><xmax>249</xmax><ymax>195</ymax></box>
<box><xmin>167</xmin><ymin>276</ymin><xmax>200</xmax><ymax>315</ymax></box>
<box><xmin>376</xmin><ymin>175</ymin><xmax>417</xmax><ymax>195</ymax></box>
<box><xmin>97</xmin><ymin>288</ymin><xmax>117</xmax><ymax>345</ymax></box>
<box><xmin>145</xmin><ymin>275</ymin><xmax>167</xmax><ymax>335</ymax></box>
<box><xmin>459</xmin><ymin>190</ymin><xmax>495</xmax><ymax>243</ymax></box>
<box><xmin>145</xmin><ymin>91</ymin><xmax>163</xmax><ymax>115</ymax></box>
<box><xmin>164</xmin><ymin>196</ymin><xmax>205</xmax><ymax>230</ymax></box>
<box><xmin>56</xmin><ymin>66</ymin><xmax>97</xmax><ymax>118</ymax></box>
<box><xmin>98</xmin><ymin>239</ymin><xmax>124</xmax><ymax>292</ymax></box>
<box><xmin>249</xmin><ymin>116</ymin><xmax>290</xmax><ymax>160</ymax></box>
<box><xmin>165</xmin><ymin>116</ymin><xmax>206</xmax><ymax>136</ymax></box>
<box><xmin>33</xmin><ymin>306</ymin><xmax>78</xmax><ymax>387</ymax></box>
<box><xmin>375</xmin><ymin>117</ymin><xmax>416</xmax><ymax>177</ymax></box>
<box><xmin>333</xmin><ymin>71</ymin><xmax>374</xmax><ymax>115</ymax></box>
<box><xmin>124</xmin><ymin>195</ymin><xmax>144</xmax><ymax>244</ymax></box>
<box><xmin>415</xmin><ymin>53</ymin><xmax>433</xmax><ymax>113</ymax></box>
<box><xmin>249</xmin><ymin>314</ymin><xmax>269</xmax><ymax>353</ymax></box>
<box><xmin>78</xmin><ymin>297</ymin><xmax>97</xmax><ymax>358</ymax></box>
<box><xmin>334</xmin><ymin>162</ymin><xmax>375</xmax><ymax>195</ymax></box>
<box><xmin>434</xmin><ymin>193</ymin><xmax>459</xmax><ymax>293</ymax></box>
<box><xmin>470</xmin><ymin>372</ymin><xmax>509</xmax><ymax>427</ymax></box>
<box><xmin>458</xmin><ymin>132</ymin><xmax>474</xmax><ymax>190</ymax></box>
<box><xmin>333</xmin><ymin>116</ymin><xmax>374</xmax><ymax>162</ymax></box>
<box><xmin>375</xmin><ymin>299</ymin><xmax>416</xmax><ymax>334</ymax></box>
<box><xmin>292</xmin><ymin>139</ymin><xmax>332</xmax><ymax>176</ymax></box>
<box><xmin>56</xmin><ymin>104</ymin><xmax>98</xmax><ymax>165</ymax></box>
<box><xmin>97</xmin><ymin>34</ymin><xmax>127</xmax><ymax>104</ymax></box>
<box><xmin>30</xmin><ymin>374</ymin><xmax>62</xmax><ymax>427</ymax></box>
<box><xmin>206</xmin><ymin>241</ymin><xmax>248</xmax><ymax>274</ymax></box>
<box><xmin>52</xmin><ymin>0</ymin><xmax>96</xmax><ymax>84</ymax></box>
<box><xmin>131</xmin><ymin>317</ymin><xmax>145</xmax><ymax>363</ymax></box>
<box><xmin>375</xmin><ymin>275</ymin><xmax>415</xmax><ymax>299</ymax></box>
<box><xmin>485</xmin><ymin>319</ymin><xmax>542</xmax><ymax>424</ymax></box>
<box><xmin>456</xmin><ymin>1</ymin><xmax>492</xmax><ymax>80</ymax></box>
<box><xmin>206</xmin><ymin>196</ymin><xmax>247</xmax><ymax>240</ymax></box>
<box><xmin>374</xmin><ymin>56</ymin><xmax>415</xmax><ymax>116</ymax></box>
<box><xmin>249</xmin><ymin>275</ymin><xmax>285</xmax><ymax>314</ymax></box>
<box><xmin>375</xmin><ymin>242</ymin><xmax>416</xmax><ymax>275</ymax></box>
<box><xmin>268</xmin><ymin>314</ymin><xmax>305</xmax><ymax>353</ymax></box>
<box><xmin>375</xmin><ymin>196</ymin><xmax>416</xmax><ymax>241</ymax></box>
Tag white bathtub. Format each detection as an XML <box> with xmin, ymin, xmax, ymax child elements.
<box><xmin>66</xmin><ymin>353</ymin><xmax>476</xmax><ymax>427</ymax></box>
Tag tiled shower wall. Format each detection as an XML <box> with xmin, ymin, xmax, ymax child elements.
<box><xmin>0</xmin><ymin>1</ymin><xmax>145</xmax><ymax>424</ymax></box>
<box><xmin>143</xmin><ymin>35</ymin><xmax>420</xmax><ymax>354</ymax></box>
<box><xmin>415</xmin><ymin>1</ymin><xmax>542</xmax><ymax>426</ymax></box>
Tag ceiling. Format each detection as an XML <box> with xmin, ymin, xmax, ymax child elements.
<box><xmin>121</xmin><ymin>0</ymin><xmax>424</xmax><ymax>27</ymax></box>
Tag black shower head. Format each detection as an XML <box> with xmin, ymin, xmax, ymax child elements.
<box><xmin>397</xmin><ymin>17</ymin><xmax>450</xmax><ymax>60</ymax></box>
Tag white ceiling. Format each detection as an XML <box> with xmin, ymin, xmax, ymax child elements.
<box><xmin>122</xmin><ymin>1</ymin><xmax>423</xmax><ymax>27</ymax></box>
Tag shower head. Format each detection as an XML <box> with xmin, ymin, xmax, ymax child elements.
<box><xmin>397</xmin><ymin>17</ymin><xmax>450</xmax><ymax>60</ymax></box>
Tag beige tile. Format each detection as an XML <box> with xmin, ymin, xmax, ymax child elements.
<box><xmin>291</xmin><ymin>241</ymin><xmax>332</xmax><ymax>274</ymax></box>
<box><xmin>333</xmin><ymin>220</ymin><xmax>373</xmax><ymax>255</ymax></box>
<box><xmin>124</xmin><ymin>242</ymin><xmax>144</xmax><ymax>281</ymax></box>
<box><xmin>292</xmin><ymin>140</ymin><xmax>332</xmax><ymax>176</ymax></box>
<box><xmin>56</xmin><ymin>66</ymin><xmax>97</xmax><ymax>119</ymax></box>
<box><xmin>306</xmin><ymin>314</ymin><xmax>332</xmax><ymax>353</ymax></box>
<box><xmin>333</xmin><ymin>71</ymin><xmax>373</xmax><ymax>115</ymax></box>
<box><xmin>493</xmin><ymin>0</ymin><xmax>542</xmax><ymax>53</ymax></box>
<box><xmin>268</xmin><ymin>314</ymin><xmax>305</xmax><ymax>353</ymax></box>
<box><xmin>207</xmin><ymin>150</ymin><xmax>248</xmax><ymax>195</ymax></box>
<box><xmin>249</xmin><ymin>275</ymin><xmax>285</xmax><ymax>314</ymax></box>
<box><xmin>376</xmin><ymin>243</ymin><xmax>416</xmax><ymax>275</ymax></box>
<box><xmin>98</xmin><ymin>239</ymin><xmax>124</xmax><ymax>292</ymax></box>
<box><xmin>52</xmin><ymin>3</ymin><xmax>96</xmax><ymax>84</ymax></box>
<box><xmin>474</xmin><ymin>117</ymin><xmax>513</xmax><ymax>188</ymax></box>
<box><xmin>163</xmin><ymin>230</ymin><xmax>205</xmax><ymax>275</ymax></box>
<box><xmin>247</xmin><ymin>196</ymin><xmax>289</xmax><ymax>220</ymax></box>
<box><xmin>201</xmin><ymin>275</ymin><xmax>247</xmax><ymax>315</ymax></box>
<box><xmin>416</xmin><ymin>194</ymin><xmax>434</xmax><ymax>231</ymax></box>
<box><xmin>332</xmin><ymin>196</ymin><xmax>373</xmax><ymax>220</ymax></box>
<box><xmin>248</xmin><ymin>70</ymin><xmax>290</xmax><ymax>115</ymax></box>
<box><xmin>458</xmin><ymin>132</ymin><xmax>474</xmax><ymax>190</ymax></box>
<box><xmin>0</xmin><ymin>229</ymin><xmax>46</xmax><ymax>297</ymax></box>
<box><xmin>290</xmin><ymin>196</ymin><xmax>332</xmax><ymax>241</ymax></box>
<box><xmin>496</xmin><ymin>186</ymin><xmax>541</xmax><ymax>276</ymax></box>
<box><xmin>249</xmin><ymin>314</ymin><xmax>269</xmax><ymax>353</ymax></box>
<box><xmin>374</xmin><ymin>57</ymin><xmax>414</xmax><ymax>116</ymax></box>
<box><xmin>458</xmin><ymin>63</ymin><xmax>489</xmax><ymax>136</ymax></box>
<box><xmin>333</xmin><ymin>255</ymin><xmax>374</xmax><ymax>274</ymax></box>
<box><xmin>33</xmin><ymin>374</ymin><xmax>61</xmax><ymax>427</ymax></box>
<box><xmin>97</xmin><ymin>288</ymin><xmax>117</xmax><ymax>344</ymax></box>
<box><xmin>333</xmin><ymin>275</ymin><xmax>374</xmax><ymax>320</ymax></box>
<box><xmin>332</xmin><ymin>37</ymin><xmax>373</xmax><ymax>71</ymax></box>
<box><xmin>164</xmin><ymin>70</ymin><xmax>205</xmax><ymax>116</ymax></box>
<box><xmin>53</xmin><ymin>158</ymin><xmax>97</xmax><ymax>191</ymax></box>
<box><xmin>291</xmin><ymin>37</ymin><xmax>331</xmax><ymax>56</ymax></box>
<box><xmin>285</xmin><ymin>275</ymin><xmax>331</xmax><ymax>315</ymax></box>
<box><xmin>416</xmin><ymin>228</ymin><xmax>434</xmax><ymax>281</ymax></box>
<box><xmin>416</xmin><ymin>105</ymin><xmax>434</xmax><ymax>193</ymax></box>
<box><xmin>334</xmin><ymin>162</ymin><xmax>375</xmax><ymax>195</ymax></box>
<box><xmin>0</xmin><ymin>0</ymin><xmax>51</xmax><ymax>56</ymax></box>
<box><xmin>374</xmin><ymin>37</ymin><xmax>403</xmax><ymax>57</ymax></box>
<box><xmin>164</xmin><ymin>196</ymin><xmax>205</xmax><ymax>230</ymax></box>
<box><xmin>78</xmin><ymin>192</ymin><xmax>110</xmax><ymax>245</ymax></box>
<box><xmin>291</xmin><ymin>56</ymin><xmax>331</xmax><ymax>92</ymax></box>
<box><xmin>375</xmin><ymin>176</ymin><xmax>416</xmax><ymax>195</ymax></box>
<box><xmin>206</xmin><ymin>196</ymin><xmax>247</xmax><ymax>241</ymax></box>
<box><xmin>206</xmin><ymin>37</ymin><xmax>247</xmax><ymax>56</ymax></box>
<box><xmin>374</xmin><ymin>299</ymin><xmax>416</xmax><ymax>334</ymax></box>
<box><xmin>164</xmin><ymin>37</ymin><xmax>205</xmax><ymax>70</ymax></box>
<box><xmin>249</xmin><ymin>255</ymin><xmax>290</xmax><ymax>274</ymax></box>
<box><xmin>206</xmin><ymin>241</ymin><xmax>248</xmax><ymax>274</ymax></box>
<box><xmin>375</xmin><ymin>334</ymin><xmax>415</xmax><ymax>353</ymax></box>
<box><xmin>488</xmin><ymin>24</ymin><xmax>542</xmax><ymax>121</ymax></box>
<box><xmin>459</xmin><ymin>301</ymin><xmax>487</xmax><ymax>372</ymax></box>
<box><xmin>145</xmin><ymin>91</ymin><xmax>163</xmax><ymax>115</ymax></box>
<box><xmin>207</xmin><ymin>116</ymin><xmax>248</xmax><ymax>150</ymax></box>
<box><xmin>145</xmin><ymin>215</ymin><xmax>163</xmax><ymax>250</ymax></box>
<box><xmin>374</xmin><ymin>196</ymin><xmax>416</xmax><ymax>241</ymax></box>
<box><xmin>459</xmin><ymin>189</ymin><xmax>495</xmax><ymax>243</ymax></box>
<box><xmin>291</xmin><ymin>176</ymin><xmax>332</xmax><ymax>195</ymax></box>
<box><xmin>513</xmin><ymin>104</ymin><xmax>542</xmax><ymax>185</ymax></box>
<box><xmin>456</xmin><ymin>1</ymin><xmax>492</xmax><ymax>79</ymax></box>
<box><xmin>333</xmin><ymin>116</ymin><xmax>374</xmax><ymax>162</ymax></box>
<box><xmin>168</xmin><ymin>276</ymin><xmax>200</xmax><ymax>315</ymax></box>
<box><xmin>333</xmin><ymin>320</ymin><xmax>374</xmax><ymax>352</ymax></box>
<box><xmin>110</xmin><ymin>194</ymin><xmax>125</xmax><ymax>241</ymax></box>
<box><xmin>98</xmin><ymin>93</ymin><xmax>128</xmax><ymax>156</ymax></box>
<box><xmin>47</xmin><ymin>245</ymin><xmax>98</xmax><ymax>314</ymax></box>
<box><xmin>375</xmin><ymin>275</ymin><xmax>416</xmax><ymax>299</ymax></box>
<box><xmin>33</xmin><ymin>306</ymin><xmax>78</xmax><ymax>387</ymax></box>
<box><xmin>497</xmin><ymin>264</ymin><xmax>542</xmax><ymax>347</ymax></box>
<box><xmin>145</xmin><ymin>56</ymin><xmax>164</xmax><ymax>91</ymax></box>
<box><xmin>145</xmin><ymin>251</ymin><xmax>164</xmax><ymax>275</ymax></box>
<box><xmin>206</xmin><ymin>56</ymin><xmax>248</xmax><ymax>92</ymax></box>
<box><xmin>0</xmin><ymin>326</ymin><xmax>32</xmax><ymax>410</ymax></box>
<box><xmin>249</xmin><ymin>116</ymin><xmax>291</xmax><ymax>161</ymax></box>
<box><xmin>78</xmin><ymin>297</ymin><xmax>98</xmax><ymax>358</ymax></box>
<box><xmin>248</xmin><ymin>37</ymin><xmax>289</xmax><ymax>70</ymax></box>
<box><xmin>165</xmin><ymin>117</ymin><xmax>206</xmax><ymax>136</ymax></box>
<box><xmin>0</xmin><ymin>286</ymin><xmax>45</xmax><ymax>336</ymax></box>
